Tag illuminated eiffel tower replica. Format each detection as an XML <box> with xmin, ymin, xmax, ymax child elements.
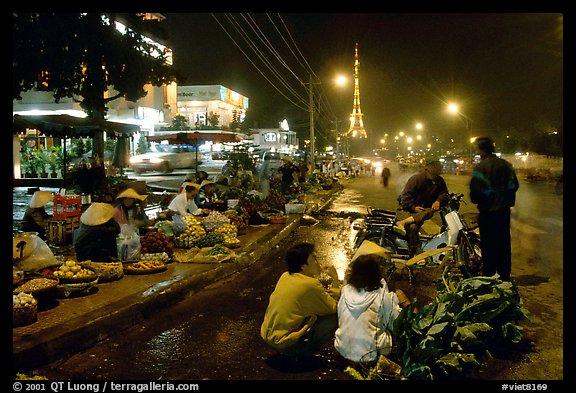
<box><xmin>347</xmin><ymin>42</ymin><xmax>368</xmax><ymax>139</ymax></box>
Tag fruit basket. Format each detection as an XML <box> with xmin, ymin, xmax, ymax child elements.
<box><xmin>46</xmin><ymin>260</ymin><xmax>99</xmax><ymax>284</ymax></box>
<box><xmin>55</xmin><ymin>277</ymin><xmax>99</xmax><ymax>298</ymax></box>
<box><xmin>53</xmin><ymin>268</ymin><xmax>98</xmax><ymax>284</ymax></box>
<box><xmin>13</xmin><ymin>277</ymin><xmax>59</xmax><ymax>295</ymax></box>
<box><xmin>79</xmin><ymin>261</ymin><xmax>124</xmax><ymax>282</ymax></box>
<box><xmin>268</xmin><ymin>216</ymin><xmax>288</xmax><ymax>224</ymax></box>
<box><xmin>13</xmin><ymin>294</ymin><xmax>38</xmax><ymax>327</ymax></box>
<box><xmin>123</xmin><ymin>260</ymin><xmax>167</xmax><ymax>275</ymax></box>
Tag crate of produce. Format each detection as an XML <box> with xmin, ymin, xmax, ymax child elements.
<box><xmin>53</xmin><ymin>194</ymin><xmax>82</xmax><ymax>219</ymax></box>
<box><xmin>285</xmin><ymin>203</ymin><xmax>306</xmax><ymax>214</ymax></box>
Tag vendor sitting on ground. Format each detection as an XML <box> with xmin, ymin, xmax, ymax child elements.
<box><xmin>195</xmin><ymin>179</ymin><xmax>225</xmax><ymax>211</ymax></box>
<box><xmin>74</xmin><ymin>202</ymin><xmax>121</xmax><ymax>262</ymax></box>
<box><xmin>113</xmin><ymin>188</ymin><xmax>149</xmax><ymax>229</ymax></box>
<box><xmin>167</xmin><ymin>182</ymin><xmax>208</xmax><ymax>218</ymax></box>
<box><xmin>20</xmin><ymin>190</ymin><xmax>53</xmax><ymax>240</ymax></box>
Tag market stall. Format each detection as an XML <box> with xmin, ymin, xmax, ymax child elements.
<box><xmin>13</xmin><ymin>113</ymin><xmax>140</xmax><ymax>183</ymax></box>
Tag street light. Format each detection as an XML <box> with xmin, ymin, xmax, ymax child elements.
<box><xmin>305</xmin><ymin>74</ymin><xmax>347</xmax><ymax>167</ymax></box>
<box><xmin>447</xmin><ymin>102</ymin><xmax>473</xmax><ymax>162</ymax></box>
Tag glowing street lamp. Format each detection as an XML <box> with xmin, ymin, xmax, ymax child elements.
<box><xmin>447</xmin><ymin>102</ymin><xmax>470</xmax><ymax>130</ymax></box>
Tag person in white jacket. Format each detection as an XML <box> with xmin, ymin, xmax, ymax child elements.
<box><xmin>167</xmin><ymin>182</ymin><xmax>206</xmax><ymax>217</ymax></box>
<box><xmin>334</xmin><ymin>254</ymin><xmax>408</xmax><ymax>366</ymax></box>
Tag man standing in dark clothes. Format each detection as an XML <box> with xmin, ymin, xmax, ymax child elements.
<box><xmin>398</xmin><ymin>161</ymin><xmax>449</xmax><ymax>257</ymax></box>
<box><xmin>469</xmin><ymin>137</ymin><xmax>519</xmax><ymax>281</ymax></box>
<box><xmin>278</xmin><ymin>157</ymin><xmax>299</xmax><ymax>193</ymax></box>
<box><xmin>381</xmin><ymin>166</ymin><xmax>391</xmax><ymax>187</ymax></box>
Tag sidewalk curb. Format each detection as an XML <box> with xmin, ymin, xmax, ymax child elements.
<box><xmin>13</xmin><ymin>183</ymin><xmax>339</xmax><ymax>372</ymax></box>
<box><xmin>13</xmin><ymin>218</ymin><xmax>303</xmax><ymax>371</ymax></box>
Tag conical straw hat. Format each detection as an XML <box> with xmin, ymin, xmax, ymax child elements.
<box><xmin>116</xmin><ymin>188</ymin><xmax>147</xmax><ymax>201</ymax></box>
<box><xmin>29</xmin><ymin>191</ymin><xmax>53</xmax><ymax>208</ymax></box>
<box><xmin>199</xmin><ymin>179</ymin><xmax>215</xmax><ymax>189</ymax></box>
<box><xmin>80</xmin><ymin>202</ymin><xmax>115</xmax><ymax>226</ymax></box>
<box><xmin>181</xmin><ymin>181</ymin><xmax>201</xmax><ymax>190</ymax></box>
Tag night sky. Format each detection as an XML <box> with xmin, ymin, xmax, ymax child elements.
<box><xmin>160</xmin><ymin>13</ymin><xmax>563</xmax><ymax>146</ymax></box>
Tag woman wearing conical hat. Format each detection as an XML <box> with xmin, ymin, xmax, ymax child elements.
<box><xmin>20</xmin><ymin>190</ymin><xmax>53</xmax><ymax>240</ymax></box>
<box><xmin>73</xmin><ymin>202</ymin><xmax>120</xmax><ymax>262</ymax></box>
<box><xmin>195</xmin><ymin>179</ymin><xmax>221</xmax><ymax>210</ymax></box>
<box><xmin>113</xmin><ymin>188</ymin><xmax>149</xmax><ymax>229</ymax></box>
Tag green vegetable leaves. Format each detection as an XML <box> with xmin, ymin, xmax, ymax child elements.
<box><xmin>392</xmin><ymin>269</ymin><xmax>531</xmax><ymax>380</ymax></box>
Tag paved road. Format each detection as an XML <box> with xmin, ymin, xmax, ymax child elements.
<box><xmin>26</xmin><ymin>171</ymin><xmax>565</xmax><ymax>382</ymax></box>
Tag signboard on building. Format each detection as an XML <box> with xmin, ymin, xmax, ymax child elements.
<box><xmin>177</xmin><ymin>85</ymin><xmax>248</xmax><ymax>109</ymax></box>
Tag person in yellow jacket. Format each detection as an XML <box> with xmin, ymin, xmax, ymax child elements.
<box><xmin>260</xmin><ymin>242</ymin><xmax>341</xmax><ymax>359</ymax></box>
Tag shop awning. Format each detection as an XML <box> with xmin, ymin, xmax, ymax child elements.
<box><xmin>13</xmin><ymin>114</ymin><xmax>140</xmax><ymax>138</ymax></box>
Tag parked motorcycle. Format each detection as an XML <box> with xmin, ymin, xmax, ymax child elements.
<box><xmin>352</xmin><ymin>193</ymin><xmax>483</xmax><ymax>278</ymax></box>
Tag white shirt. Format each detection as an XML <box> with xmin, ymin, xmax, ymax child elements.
<box><xmin>334</xmin><ymin>280</ymin><xmax>401</xmax><ymax>363</ymax></box>
<box><xmin>167</xmin><ymin>192</ymin><xmax>202</xmax><ymax>216</ymax></box>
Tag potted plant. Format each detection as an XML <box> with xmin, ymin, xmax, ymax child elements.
<box><xmin>25</xmin><ymin>152</ymin><xmax>42</xmax><ymax>178</ymax></box>
<box><xmin>33</xmin><ymin>150</ymin><xmax>50</xmax><ymax>178</ymax></box>
<box><xmin>20</xmin><ymin>160</ymin><xmax>32</xmax><ymax>178</ymax></box>
<box><xmin>47</xmin><ymin>146</ymin><xmax>63</xmax><ymax>178</ymax></box>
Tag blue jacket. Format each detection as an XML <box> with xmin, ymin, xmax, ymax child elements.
<box><xmin>470</xmin><ymin>154</ymin><xmax>519</xmax><ymax>212</ymax></box>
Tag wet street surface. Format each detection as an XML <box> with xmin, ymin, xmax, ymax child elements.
<box><xmin>29</xmin><ymin>217</ymin><xmax>359</xmax><ymax>380</ymax></box>
<box><xmin>22</xmin><ymin>170</ymin><xmax>564</xmax><ymax>382</ymax></box>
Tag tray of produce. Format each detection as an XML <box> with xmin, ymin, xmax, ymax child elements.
<box><xmin>123</xmin><ymin>260</ymin><xmax>167</xmax><ymax>274</ymax></box>
<box><xmin>55</xmin><ymin>277</ymin><xmax>99</xmax><ymax>298</ymax></box>
<box><xmin>13</xmin><ymin>277</ymin><xmax>59</xmax><ymax>295</ymax></box>
<box><xmin>268</xmin><ymin>215</ymin><xmax>288</xmax><ymax>224</ymax></box>
<box><xmin>140</xmin><ymin>231</ymin><xmax>174</xmax><ymax>255</ymax></box>
<box><xmin>222</xmin><ymin>236</ymin><xmax>241</xmax><ymax>248</ymax></box>
<box><xmin>13</xmin><ymin>293</ymin><xmax>38</xmax><ymax>327</ymax></box>
<box><xmin>79</xmin><ymin>261</ymin><xmax>124</xmax><ymax>282</ymax></box>
<box><xmin>48</xmin><ymin>260</ymin><xmax>99</xmax><ymax>284</ymax></box>
<box><xmin>140</xmin><ymin>252</ymin><xmax>171</xmax><ymax>264</ymax></box>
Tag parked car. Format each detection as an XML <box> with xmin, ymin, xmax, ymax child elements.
<box><xmin>257</xmin><ymin>151</ymin><xmax>289</xmax><ymax>178</ymax></box>
<box><xmin>129</xmin><ymin>144</ymin><xmax>203</xmax><ymax>174</ymax></box>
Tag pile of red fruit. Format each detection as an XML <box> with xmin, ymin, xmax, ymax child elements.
<box><xmin>140</xmin><ymin>232</ymin><xmax>174</xmax><ymax>254</ymax></box>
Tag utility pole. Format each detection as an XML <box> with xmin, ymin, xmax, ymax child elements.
<box><xmin>331</xmin><ymin>119</ymin><xmax>341</xmax><ymax>157</ymax></box>
<box><xmin>309</xmin><ymin>74</ymin><xmax>315</xmax><ymax>169</ymax></box>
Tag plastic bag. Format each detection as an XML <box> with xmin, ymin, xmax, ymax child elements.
<box><xmin>117</xmin><ymin>224</ymin><xmax>141</xmax><ymax>261</ymax></box>
<box><xmin>13</xmin><ymin>232</ymin><xmax>58</xmax><ymax>272</ymax></box>
<box><xmin>172</xmin><ymin>214</ymin><xmax>188</xmax><ymax>236</ymax></box>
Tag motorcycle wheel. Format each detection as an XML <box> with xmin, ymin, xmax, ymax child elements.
<box><xmin>457</xmin><ymin>234</ymin><xmax>483</xmax><ymax>278</ymax></box>
<box><xmin>365</xmin><ymin>235</ymin><xmax>398</xmax><ymax>255</ymax></box>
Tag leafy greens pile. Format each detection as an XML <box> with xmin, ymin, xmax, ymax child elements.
<box><xmin>391</xmin><ymin>269</ymin><xmax>531</xmax><ymax>380</ymax></box>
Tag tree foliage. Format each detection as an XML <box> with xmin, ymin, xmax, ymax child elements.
<box><xmin>13</xmin><ymin>13</ymin><xmax>184</xmax><ymax>189</ymax></box>
<box><xmin>13</xmin><ymin>13</ymin><xmax>183</xmax><ymax>116</ymax></box>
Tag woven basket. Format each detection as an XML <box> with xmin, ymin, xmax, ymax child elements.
<box><xmin>13</xmin><ymin>302</ymin><xmax>38</xmax><ymax>327</ymax></box>
<box><xmin>268</xmin><ymin>216</ymin><xmax>288</xmax><ymax>224</ymax></box>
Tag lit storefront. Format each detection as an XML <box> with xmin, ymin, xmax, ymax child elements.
<box><xmin>176</xmin><ymin>85</ymin><xmax>249</xmax><ymax>128</ymax></box>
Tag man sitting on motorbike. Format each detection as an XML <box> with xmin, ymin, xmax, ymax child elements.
<box><xmin>397</xmin><ymin>160</ymin><xmax>449</xmax><ymax>257</ymax></box>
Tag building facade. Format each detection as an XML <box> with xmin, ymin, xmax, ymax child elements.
<box><xmin>176</xmin><ymin>85</ymin><xmax>248</xmax><ymax>129</ymax></box>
